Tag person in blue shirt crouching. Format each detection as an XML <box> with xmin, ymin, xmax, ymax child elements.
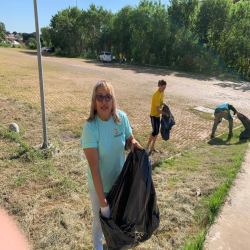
<box><xmin>211</xmin><ymin>103</ymin><xmax>239</xmax><ymax>139</ymax></box>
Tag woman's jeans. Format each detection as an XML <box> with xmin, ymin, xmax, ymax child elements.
<box><xmin>88</xmin><ymin>186</ymin><xmax>108</xmax><ymax>250</ymax></box>
<box><xmin>211</xmin><ymin>112</ymin><xmax>233</xmax><ymax>137</ymax></box>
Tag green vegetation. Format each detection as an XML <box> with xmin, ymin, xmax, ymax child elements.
<box><xmin>2</xmin><ymin>0</ymin><xmax>250</xmax><ymax>79</ymax></box>
<box><xmin>44</xmin><ymin>0</ymin><xmax>250</xmax><ymax>79</ymax></box>
<box><xmin>151</xmin><ymin>127</ymin><xmax>249</xmax><ymax>249</ymax></box>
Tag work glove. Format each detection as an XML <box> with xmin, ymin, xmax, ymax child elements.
<box><xmin>101</xmin><ymin>205</ymin><xmax>111</xmax><ymax>219</ymax></box>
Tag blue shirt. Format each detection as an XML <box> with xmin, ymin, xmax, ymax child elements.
<box><xmin>214</xmin><ymin>103</ymin><xmax>232</xmax><ymax>120</ymax></box>
<box><xmin>80</xmin><ymin>110</ymin><xmax>132</xmax><ymax>192</ymax></box>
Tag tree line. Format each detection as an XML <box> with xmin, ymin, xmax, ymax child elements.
<box><xmin>1</xmin><ymin>0</ymin><xmax>250</xmax><ymax>78</ymax></box>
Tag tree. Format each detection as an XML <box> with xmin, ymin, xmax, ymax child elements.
<box><xmin>26</xmin><ymin>37</ymin><xmax>37</xmax><ymax>49</ymax></box>
<box><xmin>0</xmin><ymin>22</ymin><xmax>7</xmax><ymax>42</ymax></box>
<box><xmin>195</xmin><ymin>0</ymin><xmax>232</xmax><ymax>48</ymax></box>
<box><xmin>41</xmin><ymin>26</ymin><xmax>51</xmax><ymax>47</ymax></box>
<box><xmin>167</xmin><ymin>0</ymin><xmax>200</xmax><ymax>67</ymax></box>
<box><xmin>168</xmin><ymin>0</ymin><xmax>199</xmax><ymax>30</ymax></box>
<box><xmin>111</xmin><ymin>5</ymin><xmax>133</xmax><ymax>58</ymax></box>
<box><xmin>22</xmin><ymin>32</ymin><xmax>36</xmax><ymax>43</ymax></box>
<box><xmin>220</xmin><ymin>0</ymin><xmax>250</xmax><ymax>77</ymax></box>
<box><xmin>129</xmin><ymin>0</ymin><xmax>168</xmax><ymax>63</ymax></box>
<box><xmin>50</xmin><ymin>6</ymin><xmax>84</xmax><ymax>55</ymax></box>
<box><xmin>83</xmin><ymin>4</ymin><xmax>113</xmax><ymax>54</ymax></box>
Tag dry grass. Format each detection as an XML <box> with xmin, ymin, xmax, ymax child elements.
<box><xmin>0</xmin><ymin>47</ymin><xmax>250</xmax><ymax>250</ymax></box>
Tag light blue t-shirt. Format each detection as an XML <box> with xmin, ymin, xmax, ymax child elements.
<box><xmin>80</xmin><ymin>110</ymin><xmax>132</xmax><ymax>192</ymax></box>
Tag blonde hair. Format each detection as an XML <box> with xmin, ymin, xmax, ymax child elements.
<box><xmin>86</xmin><ymin>80</ymin><xmax>121</xmax><ymax>124</ymax></box>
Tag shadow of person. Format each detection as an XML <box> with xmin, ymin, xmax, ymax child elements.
<box><xmin>209</xmin><ymin>135</ymin><xmax>249</xmax><ymax>146</ymax></box>
<box><xmin>208</xmin><ymin>137</ymin><xmax>228</xmax><ymax>146</ymax></box>
<box><xmin>226</xmin><ymin>134</ymin><xmax>233</xmax><ymax>143</ymax></box>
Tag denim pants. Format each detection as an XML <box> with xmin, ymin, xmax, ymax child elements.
<box><xmin>211</xmin><ymin>112</ymin><xmax>233</xmax><ymax>136</ymax></box>
<box><xmin>88</xmin><ymin>186</ymin><xmax>108</xmax><ymax>250</ymax></box>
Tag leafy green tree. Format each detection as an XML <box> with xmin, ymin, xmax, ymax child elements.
<box><xmin>220</xmin><ymin>0</ymin><xmax>250</xmax><ymax>77</ymax></box>
<box><xmin>195</xmin><ymin>0</ymin><xmax>232</xmax><ymax>49</ymax></box>
<box><xmin>50</xmin><ymin>6</ymin><xmax>84</xmax><ymax>55</ymax></box>
<box><xmin>22</xmin><ymin>32</ymin><xmax>36</xmax><ymax>43</ymax></box>
<box><xmin>0</xmin><ymin>22</ymin><xmax>7</xmax><ymax>42</ymax></box>
<box><xmin>40</xmin><ymin>26</ymin><xmax>51</xmax><ymax>47</ymax></box>
<box><xmin>146</xmin><ymin>1</ymin><xmax>170</xmax><ymax>65</ymax></box>
<box><xmin>167</xmin><ymin>0</ymin><xmax>200</xmax><ymax>67</ymax></box>
<box><xmin>82</xmin><ymin>4</ymin><xmax>112</xmax><ymax>54</ymax></box>
<box><xmin>26</xmin><ymin>37</ymin><xmax>37</xmax><ymax>49</ymax></box>
<box><xmin>168</xmin><ymin>0</ymin><xmax>199</xmax><ymax>30</ymax></box>
<box><xmin>111</xmin><ymin>5</ymin><xmax>133</xmax><ymax>59</ymax></box>
<box><xmin>129</xmin><ymin>0</ymin><xmax>170</xmax><ymax>64</ymax></box>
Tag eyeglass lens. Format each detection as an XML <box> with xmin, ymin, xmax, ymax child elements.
<box><xmin>96</xmin><ymin>94</ymin><xmax>112</xmax><ymax>102</ymax></box>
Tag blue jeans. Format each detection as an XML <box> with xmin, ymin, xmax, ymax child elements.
<box><xmin>88</xmin><ymin>186</ymin><xmax>108</xmax><ymax>250</ymax></box>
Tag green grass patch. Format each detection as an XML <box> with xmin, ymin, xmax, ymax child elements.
<box><xmin>181</xmin><ymin>128</ymin><xmax>250</xmax><ymax>249</ymax></box>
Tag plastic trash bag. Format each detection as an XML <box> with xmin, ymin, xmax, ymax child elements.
<box><xmin>161</xmin><ymin>104</ymin><xmax>175</xmax><ymax>141</ymax></box>
<box><xmin>100</xmin><ymin>149</ymin><xmax>160</xmax><ymax>250</ymax></box>
<box><xmin>237</xmin><ymin>113</ymin><xmax>250</xmax><ymax>139</ymax></box>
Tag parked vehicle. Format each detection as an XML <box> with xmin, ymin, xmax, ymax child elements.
<box><xmin>41</xmin><ymin>47</ymin><xmax>48</xmax><ymax>52</ymax></box>
<box><xmin>41</xmin><ymin>47</ymin><xmax>54</xmax><ymax>53</ymax></box>
<box><xmin>46</xmin><ymin>47</ymin><xmax>54</xmax><ymax>53</ymax></box>
<box><xmin>99</xmin><ymin>51</ymin><xmax>111</xmax><ymax>62</ymax></box>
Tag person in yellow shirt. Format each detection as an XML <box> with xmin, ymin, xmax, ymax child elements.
<box><xmin>119</xmin><ymin>53</ymin><xmax>122</xmax><ymax>64</ymax></box>
<box><xmin>146</xmin><ymin>79</ymin><xmax>168</xmax><ymax>154</ymax></box>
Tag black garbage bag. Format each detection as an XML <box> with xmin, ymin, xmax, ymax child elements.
<box><xmin>100</xmin><ymin>149</ymin><xmax>160</xmax><ymax>250</ymax></box>
<box><xmin>161</xmin><ymin>104</ymin><xmax>175</xmax><ymax>141</ymax></box>
<box><xmin>237</xmin><ymin>113</ymin><xmax>250</xmax><ymax>139</ymax></box>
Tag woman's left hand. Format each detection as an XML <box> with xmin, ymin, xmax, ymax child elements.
<box><xmin>130</xmin><ymin>138</ymin><xmax>144</xmax><ymax>153</ymax></box>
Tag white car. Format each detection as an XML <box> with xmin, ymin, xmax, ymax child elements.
<box><xmin>99</xmin><ymin>51</ymin><xmax>111</xmax><ymax>62</ymax></box>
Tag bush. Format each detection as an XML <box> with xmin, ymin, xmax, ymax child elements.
<box><xmin>180</xmin><ymin>54</ymin><xmax>197</xmax><ymax>71</ymax></box>
<box><xmin>12</xmin><ymin>44</ymin><xmax>22</xmax><ymax>49</ymax></box>
<box><xmin>0</xmin><ymin>42</ymin><xmax>11</xmax><ymax>48</ymax></box>
<box><xmin>26</xmin><ymin>37</ymin><xmax>37</xmax><ymax>49</ymax></box>
<box><xmin>83</xmin><ymin>51</ymin><xmax>98</xmax><ymax>60</ymax></box>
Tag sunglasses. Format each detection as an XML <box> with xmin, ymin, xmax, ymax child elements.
<box><xmin>96</xmin><ymin>93</ymin><xmax>113</xmax><ymax>102</ymax></box>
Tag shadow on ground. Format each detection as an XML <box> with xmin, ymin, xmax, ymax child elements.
<box><xmin>214</xmin><ymin>82</ymin><xmax>250</xmax><ymax>92</ymax></box>
<box><xmin>208</xmin><ymin>136</ymin><xmax>250</xmax><ymax>146</ymax></box>
<box><xmin>20</xmin><ymin>50</ymin><xmax>56</xmax><ymax>57</ymax></box>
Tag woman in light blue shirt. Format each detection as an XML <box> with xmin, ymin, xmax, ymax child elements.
<box><xmin>80</xmin><ymin>80</ymin><xmax>143</xmax><ymax>250</ymax></box>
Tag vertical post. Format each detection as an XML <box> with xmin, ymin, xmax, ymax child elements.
<box><xmin>33</xmin><ymin>0</ymin><xmax>48</xmax><ymax>148</ymax></box>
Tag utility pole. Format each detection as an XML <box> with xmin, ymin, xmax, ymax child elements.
<box><xmin>33</xmin><ymin>0</ymin><xmax>49</xmax><ymax>148</ymax></box>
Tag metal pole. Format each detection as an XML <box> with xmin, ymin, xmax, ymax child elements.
<box><xmin>33</xmin><ymin>0</ymin><xmax>48</xmax><ymax>148</ymax></box>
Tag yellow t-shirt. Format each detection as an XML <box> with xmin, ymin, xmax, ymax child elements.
<box><xmin>150</xmin><ymin>89</ymin><xmax>164</xmax><ymax>117</ymax></box>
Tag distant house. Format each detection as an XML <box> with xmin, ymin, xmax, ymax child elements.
<box><xmin>5</xmin><ymin>33</ymin><xmax>23</xmax><ymax>41</ymax></box>
<box><xmin>4</xmin><ymin>33</ymin><xmax>23</xmax><ymax>45</ymax></box>
<box><xmin>5</xmin><ymin>34</ymin><xmax>16</xmax><ymax>40</ymax></box>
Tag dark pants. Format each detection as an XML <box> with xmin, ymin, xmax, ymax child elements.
<box><xmin>211</xmin><ymin>112</ymin><xmax>233</xmax><ymax>136</ymax></box>
<box><xmin>150</xmin><ymin>116</ymin><xmax>160</xmax><ymax>137</ymax></box>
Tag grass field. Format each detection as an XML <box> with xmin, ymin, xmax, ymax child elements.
<box><xmin>0</xmin><ymin>47</ymin><xmax>249</xmax><ymax>250</ymax></box>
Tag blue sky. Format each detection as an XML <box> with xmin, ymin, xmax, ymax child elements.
<box><xmin>0</xmin><ymin>0</ymin><xmax>170</xmax><ymax>34</ymax></box>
